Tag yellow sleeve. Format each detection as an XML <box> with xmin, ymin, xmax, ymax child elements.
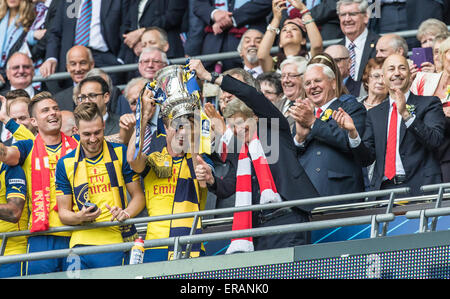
<box><xmin>12</xmin><ymin>124</ymin><xmax>35</xmax><ymax>141</ymax></box>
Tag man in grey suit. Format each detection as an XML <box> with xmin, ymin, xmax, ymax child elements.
<box><xmin>76</xmin><ymin>76</ymin><xmax>120</xmax><ymax>139</ymax></box>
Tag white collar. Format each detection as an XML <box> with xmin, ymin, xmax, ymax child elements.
<box><xmin>345</xmin><ymin>28</ymin><xmax>368</xmax><ymax>49</ymax></box>
<box><xmin>389</xmin><ymin>90</ymin><xmax>411</xmax><ymax>106</ymax></box>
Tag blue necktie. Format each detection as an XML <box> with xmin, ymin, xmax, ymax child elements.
<box><xmin>74</xmin><ymin>0</ymin><xmax>92</xmax><ymax>46</ymax></box>
<box><xmin>348</xmin><ymin>42</ymin><xmax>356</xmax><ymax>80</ymax></box>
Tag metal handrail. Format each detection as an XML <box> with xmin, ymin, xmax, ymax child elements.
<box><xmin>30</xmin><ymin>26</ymin><xmax>447</xmax><ymax>83</ymax></box>
<box><xmin>0</xmin><ymin>186</ymin><xmax>410</xmax><ymax>265</ymax></box>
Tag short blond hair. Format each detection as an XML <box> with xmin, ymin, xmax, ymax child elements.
<box><xmin>417</xmin><ymin>18</ymin><xmax>449</xmax><ymax>42</ymax></box>
<box><xmin>74</xmin><ymin>102</ymin><xmax>103</xmax><ymax>127</ymax></box>
<box><xmin>439</xmin><ymin>36</ymin><xmax>450</xmax><ymax>67</ymax></box>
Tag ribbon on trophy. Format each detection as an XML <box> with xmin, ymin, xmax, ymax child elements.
<box><xmin>133</xmin><ymin>81</ymin><xmax>166</xmax><ymax>160</ymax></box>
<box><xmin>183</xmin><ymin>59</ymin><xmax>211</xmax><ymax>156</ymax></box>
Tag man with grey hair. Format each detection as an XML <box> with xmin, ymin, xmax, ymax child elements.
<box><xmin>325</xmin><ymin>44</ymin><xmax>364</xmax><ymax>97</ymax></box>
<box><xmin>337</xmin><ymin>0</ymin><xmax>379</xmax><ymax>82</ymax></box>
<box><xmin>278</xmin><ymin>56</ymin><xmax>308</xmax><ymax>131</ymax></box>
<box><xmin>375</xmin><ymin>34</ymin><xmax>408</xmax><ymax>59</ymax></box>
<box><xmin>237</xmin><ymin>29</ymin><xmax>264</xmax><ymax>78</ymax></box>
<box><xmin>138</xmin><ymin>47</ymin><xmax>169</xmax><ymax>81</ymax></box>
<box><xmin>290</xmin><ymin>62</ymin><xmax>366</xmax><ymax>197</ymax></box>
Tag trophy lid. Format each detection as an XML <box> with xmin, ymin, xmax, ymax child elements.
<box><xmin>153</xmin><ymin>65</ymin><xmax>200</xmax><ymax>120</ymax></box>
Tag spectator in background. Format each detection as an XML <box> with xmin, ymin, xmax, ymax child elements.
<box><xmin>257</xmin><ymin>0</ymin><xmax>323</xmax><ymax>72</ymax></box>
<box><xmin>60</xmin><ymin>110</ymin><xmax>76</xmax><ymax>137</ymax></box>
<box><xmin>325</xmin><ymin>44</ymin><xmax>363</xmax><ymax>97</ymax></box>
<box><xmin>278</xmin><ymin>55</ymin><xmax>308</xmax><ymax>130</ymax></box>
<box><xmin>120</xmin><ymin>0</ymin><xmax>187</xmax><ymax>61</ymax></box>
<box><xmin>119</xmin><ymin>77</ymin><xmax>149</xmax><ymax>145</ymax></box>
<box><xmin>369</xmin><ymin>1</ymin><xmax>449</xmax><ymax>49</ymax></box>
<box><xmin>120</xmin><ymin>26</ymin><xmax>170</xmax><ymax>82</ymax></box>
<box><xmin>138</xmin><ymin>47</ymin><xmax>169</xmax><ymax>81</ymax></box>
<box><xmin>337</xmin><ymin>0</ymin><xmax>379</xmax><ymax>83</ymax></box>
<box><xmin>56</xmin><ymin>102</ymin><xmax>145</xmax><ymax>270</ymax></box>
<box><xmin>0</xmin><ymin>0</ymin><xmax>36</xmax><ymax>86</ymax></box>
<box><xmin>40</xmin><ymin>0</ymin><xmax>128</xmax><ymax>86</ymax></box>
<box><xmin>2</xmin><ymin>53</ymin><xmax>38</xmax><ymax>98</ymax></box>
<box><xmin>124</xmin><ymin>77</ymin><xmax>149</xmax><ymax>114</ymax></box>
<box><xmin>411</xmin><ymin>37</ymin><xmax>450</xmax><ymax>101</ymax></box>
<box><xmin>237</xmin><ymin>29</ymin><xmax>264</xmax><ymax>78</ymax></box>
<box><xmin>375</xmin><ymin>34</ymin><xmax>408</xmax><ymax>59</ymax></box>
<box><xmin>84</xmin><ymin>68</ymin><xmax>132</xmax><ymax>116</ymax></box>
<box><xmin>290</xmin><ymin>57</ymin><xmax>366</xmax><ymax>198</ymax></box>
<box><xmin>194</xmin><ymin>0</ymin><xmax>272</xmax><ymax>72</ymax></box>
<box><xmin>309</xmin><ymin>0</ymin><xmax>343</xmax><ymax>41</ymax></box>
<box><xmin>416</xmin><ymin>18</ymin><xmax>449</xmax><ymax>49</ymax></box>
<box><xmin>53</xmin><ymin>45</ymin><xmax>95</xmax><ymax>112</ymax></box>
<box><xmin>76</xmin><ymin>76</ymin><xmax>121</xmax><ymax>139</ymax></box>
<box><xmin>358</xmin><ymin>57</ymin><xmax>387</xmax><ymax>109</ymax></box>
<box><xmin>357</xmin><ymin>57</ymin><xmax>387</xmax><ymax>189</ymax></box>
<box><xmin>140</xmin><ymin>27</ymin><xmax>170</xmax><ymax>55</ymax></box>
<box><xmin>0</xmin><ymin>161</ymin><xmax>27</xmax><ymax>278</ymax></box>
<box><xmin>256</xmin><ymin>72</ymin><xmax>284</xmax><ymax>107</ymax></box>
<box><xmin>433</xmin><ymin>33</ymin><xmax>450</xmax><ymax>74</ymax></box>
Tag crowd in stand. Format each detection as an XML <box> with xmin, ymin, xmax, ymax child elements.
<box><xmin>0</xmin><ymin>0</ymin><xmax>449</xmax><ymax>277</ymax></box>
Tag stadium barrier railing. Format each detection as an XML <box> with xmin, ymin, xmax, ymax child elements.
<box><xmin>1</xmin><ymin>183</ymin><xmax>450</xmax><ymax>266</ymax></box>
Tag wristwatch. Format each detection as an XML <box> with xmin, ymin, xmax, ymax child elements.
<box><xmin>209</xmin><ymin>72</ymin><xmax>220</xmax><ymax>84</ymax></box>
<box><xmin>266</xmin><ymin>24</ymin><xmax>280</xmax><ymax>35</ymax></box>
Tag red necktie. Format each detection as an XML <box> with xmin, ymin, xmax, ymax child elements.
<box><xmin>316</xmin><ymin>108</ymin><xmax>323</xmax><ymax>119</ymax></box>
<box><xmin>385</xmin><ymin>102</ymin><xmax>397</xmax><ymax>180</ymax></box>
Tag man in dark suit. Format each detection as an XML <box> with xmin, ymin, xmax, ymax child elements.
<box><xmin>39</xmin><ymin>0</ymin><xmax>129</xmax><ymax>86</ymax></box>
<box><xmin>337</xmin><ymin>0</ymin><xmax>379</xmax><ymax>83</ymax></box>
<box><xmin>193</xmin><ymin>0</ymin><xmax>272</xmax><ymax>72</ymax></box>
<box><xmin>53</xmin><ymin>45</ymin><xmax>95</xmax><ymax>112</ymax></box>
<box><xmin>120</xmin><ymin>0</ymin><xmax>188</xmax><ymax>62</ymax></box>
<box><xmin>290</xmin><ymin>62</ymin><xmax>366</xmax><ymax>199</ymax></box>
<box><xmin>325</xmin><ymin>44</ymin><xmax>363</xmax><ymax>97</ymax></box>
<box><xmin>77</xmin><ymin>76</ymin><xmax>120</xmax><ymax>138</ymax></box>
<box><xmin>189</xmin><ymin>60</ymin><xmax>319</xmax><ymax>251</ymax></box>
<box><xmin>334</xmin><ymin>54</ymin><xmax>446</xmax><ymax>197</ymax></box>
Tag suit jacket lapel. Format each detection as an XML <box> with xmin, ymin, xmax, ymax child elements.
<box><xmin>100</xmin><ymin>0</ymin><xmax>112</xmax><ymax>22</ymax></box>
<box><xmin>399</xmin><ymin>93</ymin><xmax>415</xmax><ymax>145</ymax></box>
<box><xmin>377</xmin><ymin>99</ymin><xmax>390</xmax><ymax>156</ymax></box>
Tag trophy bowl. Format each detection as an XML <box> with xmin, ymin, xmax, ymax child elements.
<box><xmin>154</xmin><ymin>65</ymin><xmax>200</xmax><ymax>120</ymax></box>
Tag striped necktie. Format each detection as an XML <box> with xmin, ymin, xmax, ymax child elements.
<box><xmin>142</xmin><ymin>124</ymin><xmax>153</xmax><ymax>155</ymax></box>
<box><xmin>348</xmin><ymin>42</ymin><xmax>356</xmax><ymax>80</ymax></box>
<box><xmin>74</xmin><ymin>0</ymin><xmax>92</xmax><ymax>46</ymax></box>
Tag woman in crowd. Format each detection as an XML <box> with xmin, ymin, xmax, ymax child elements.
<box><xmin>358</xmin><ymin>57</ymin><xmax>388</xmax><ymax>110</ymax></box>
<box><xmin>0</xmin><ymin>0</ymin><xmax>36</xmax><ymax>82</ymax></box>
<box><xmin>416</xmin><ymin>18</ymin><xmax>449</xmax><ymax>49</ymax></box>
<box><xmin>257</xmin><ymin>0</ymin><xmax>322</xmax><ymax>72</ymax></box>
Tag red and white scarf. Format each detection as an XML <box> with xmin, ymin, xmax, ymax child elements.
<box><xmin>30</xmin><ymin>132</ymin><xmax>78</xmax><ymax>232</ymax></box>
<box><xmin>225</xmin><ymin>132</ymin><xmax>281</xmax><ymax>254</ymax></box>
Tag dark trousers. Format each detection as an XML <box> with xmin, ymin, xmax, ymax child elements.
<box><xmin>253</xmin><ymin>208</ymin><xmax>310</xmax><ymax>251</ymax></box>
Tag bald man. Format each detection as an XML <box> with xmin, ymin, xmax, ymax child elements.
<box><xmin>54</xmin><ymin>46</ymin><xmax>95</xmax><ymax>112</ymax></box>
<box><xmin>335</xmin><ymin>54</ymin><xmax>446</xmax><ymax>197</ymax></box>
<box><xmin>325</xmin><ymin>44</ymin><xmax>363</xmax><ymax>97</ymax></box>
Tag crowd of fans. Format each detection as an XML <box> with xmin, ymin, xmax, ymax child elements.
<box><xmin>0</xmin><ymin>0</ymin><xmax>449</xmax><ymax>277</ymax></box>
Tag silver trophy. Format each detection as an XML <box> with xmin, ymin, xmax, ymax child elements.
<box><xmin>154</xmin><ymin>65</ymin><xmax>200</xmax><ymax>121</ymax></box>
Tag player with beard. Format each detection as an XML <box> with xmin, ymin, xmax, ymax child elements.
<box><xmin>0</xmin><ymin>92</ymin><xmax>78</xmax><ymax>275</ymax></box>
<box><xmin>237</xmin><ymin>29</ymin><xmax>264</xmax><ymax>78</ymax></box>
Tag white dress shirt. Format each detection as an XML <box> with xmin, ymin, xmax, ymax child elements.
<box><xmin>348</xmin><ymin>91</ymin><xmax>416</xmax><ymax>180</ymax></box>
<box><xmin>345</xmin><ymin>28</ymin><xmax>368</xmax><ymax>81</ymax></box>
<box><xmin>77</xmin><ymin>0</ymin><xmax>109</xmax><ymax>52</ymax></box>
